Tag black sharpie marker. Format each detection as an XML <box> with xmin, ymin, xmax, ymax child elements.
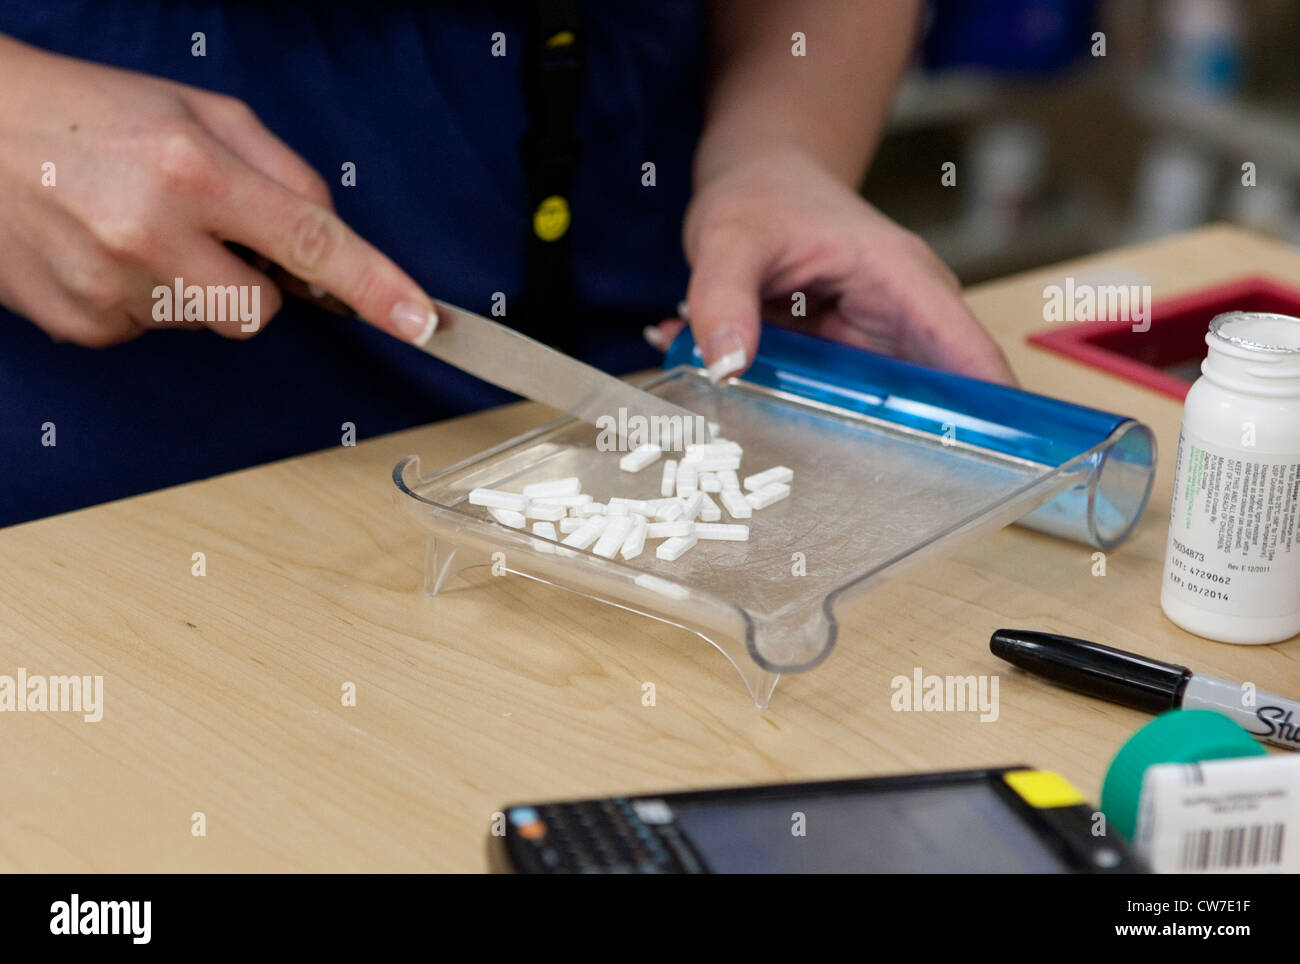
<box><xmin>991</xmin><ymin>629</ymin><xmax>1300</xmax><ymax>751</ymax></box>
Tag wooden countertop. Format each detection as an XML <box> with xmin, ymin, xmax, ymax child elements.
<box><xmin>3</xmin><ymin>224</ymin><xmax>1297</xmax><ymax>871</ymax></box>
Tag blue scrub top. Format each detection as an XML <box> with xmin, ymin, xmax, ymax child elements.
<box><xmin>0</xmin><ymin>1</ymin><xmax>702</xmax><ymax>526</ymax></box>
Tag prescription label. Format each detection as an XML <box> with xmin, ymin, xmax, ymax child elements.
<box><xmin>1136</xmin><ymin>756</ymin><xmax>1300</xmax><ymax>873</ymax></box>
<box><xmin>1163</xmin><ymin>428</ymin><xmax>1300</xmax><ymax>618</ymax></box>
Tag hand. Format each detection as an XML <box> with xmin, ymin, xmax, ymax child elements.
<box><xmin>0</xmin><ymin>35</ymin><xmax>439</xmax><ymax>347</ymax></box>
<box><xmin>647</xmin><ymin>149</ymin><xmax>1016</xmax><ymax>386</ymax></box>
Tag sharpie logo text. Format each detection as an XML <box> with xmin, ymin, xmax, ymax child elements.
<box><xmin>1253</xmin><ymin>706</ymin><xmax>1300</xmax><ymax>746</ymax></box>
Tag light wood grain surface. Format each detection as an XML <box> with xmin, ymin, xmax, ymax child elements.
<box><xmin>2</xmin><ymin>225</ymin><xmax>1298</xmax><ymax>872</ymax></box>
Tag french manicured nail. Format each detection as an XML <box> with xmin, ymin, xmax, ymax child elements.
<box><xmin>643</xmin><ymin>324</ymin><xmax>667</xmax><ymax>350</ymax></box>
<box><xmin>676</xmin><ymin>299</ymin><xmax>690</xmax><ymax>320</ymax></box>
<box><xmin>391</xmin><ymin>301</ymin><xmax>438</xmax><ymax>345</ymax></box>
<box><xmin>704</xmin><ymin>330</ymin><xmax>746</xmax><ymax>384</ymax></box>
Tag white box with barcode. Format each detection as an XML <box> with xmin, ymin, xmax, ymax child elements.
<box><xmin>1136</xmin><ymin>755</ymin><xmax>1300</xmax><ymax>873</ymax></box>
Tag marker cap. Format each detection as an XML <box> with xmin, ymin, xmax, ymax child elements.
<box><xmin>1101</xmin><ymin>709</ymin><xmax>1267</xmax><ymax>840</ymax></box>
<box><xmin>990</xmin><ymin>629</ymin><xmax>1191</xmax><ymax>714</ymax></box>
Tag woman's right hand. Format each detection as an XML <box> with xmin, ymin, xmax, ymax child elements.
<box><xmin>0</xmin><ymin>34</ymin><xmax>439</xmax><ymax>346</ymax></box>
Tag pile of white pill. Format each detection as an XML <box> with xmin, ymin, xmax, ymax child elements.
<box><xmin>465</xmin><ymin>427</ymin><xmax>791</xmax><ymax>594</ymax></box>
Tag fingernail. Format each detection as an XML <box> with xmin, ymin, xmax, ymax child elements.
<box><xmin>676</xmin><ymin>299</ymin><xmax>690</xmax><ymax>320</ymax></box>
<box><xmin>643</xmin><ymin>324</ymin><xmax>667</xmax><ymax>350</ymax></box>
<box><xmin>391</xmin><ymin>301</ymin><xmax>438</xmax><ymax>345</ymax></box>
<box><xmin>703</xmin><ymin>329</ymin><xmax>746</xmax><ymax>384</ymax></box>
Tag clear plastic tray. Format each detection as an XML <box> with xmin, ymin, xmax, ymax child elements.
<box><xmin>394</xmin><ymin>326</ymin><xmax>1155</xmax><ymax>707</ymax></box>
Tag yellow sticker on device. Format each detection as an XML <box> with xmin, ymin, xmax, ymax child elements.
<box><xmin>1003</xmin><ymin>769</ymin><xmax>1086</xmax><ymax>808</ymax></box>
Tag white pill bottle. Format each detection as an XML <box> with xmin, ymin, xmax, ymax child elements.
<box><xmin>1161</xmin><ymin>311</ymin><xmax>1300</xmax><ymax>644</ymax></box>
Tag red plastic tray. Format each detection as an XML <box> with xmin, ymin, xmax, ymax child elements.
<box><xmin>1028</xmin><ymin>276</ymin><xmax>1300</xmax><ymax>399</ymax></box>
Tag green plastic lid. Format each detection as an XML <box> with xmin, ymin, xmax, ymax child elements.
<box><xmin>1101</xmin><ymin>709</ymin><xmax>1267</xmax><ymax>841</ymax></box>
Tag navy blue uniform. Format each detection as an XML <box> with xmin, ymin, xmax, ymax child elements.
<box><xmin>0</xmin><ymin>2</ymin><xmax>701</xmax><ymax>525</ymax></box>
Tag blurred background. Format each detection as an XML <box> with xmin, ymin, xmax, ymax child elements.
<box><xmin>870</xmin><ymin>0</ymin><xmax>1300</xmax><ymax>284</ymax></box>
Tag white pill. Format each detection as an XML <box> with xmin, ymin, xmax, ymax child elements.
<box><xmin>682</xmin><ymin>455</ymin><xmax>740</xmax><ymax>473</ymax></box>
<box><xmin>676</xmin><ymin>464</ymin><xmax>698</xmax><ymax>497</ymax></box>
<box><xmin>469</xmin><ymin>487</ymin><xmax>528</xmax><ymax>511</ymax></box>
<box><xmin>593</xmin><ymin>517</ymin><xmax>633</xmax><ymax>558</ymax></box>
<box><xmin>561</xmin><ymin>517</ymin><xmax>607</xmax><ymax>550</ymax></box>
<box><xmin>700</xmin><ymin>472</ymin><xmax>722</xmax><ymax>493</ymax></box>
<box><xmin>530</xmin><ymin>493</ymin><xmax>593</xmax><ymax>507</ymax></box>
<box><xmin>720</xmin><ymin>488</ymin><xmax>752</xmax><ymax>519</ymax></box>
<box><xmin>572</xmin><ymin>502</ymin><xmax>607</xmax><ymax>517</ymax></box>
<box><xmin>698</xmin><ymin>492</ymin><xmax>722</xmax><ymax>522</ymax></box>
<box><xmin>607</xmin><ymin>502</ymin><xmax>629</xmax><ymax>517</ymax></box>
<box><xmin>522</xmin><ymin>477</ymin><xmax>581</xmax><ymax>499</ymax></box>
<box><xmin>685</xmin><ymin>440</ymin><xmax>742</xmax><ymax>456</ymax></box>
<box><xmin>743</xmin><ymin>466</ymin><xmax>794</xmax><ymax>491</ymax></box>
<box><xmin>681</xmin><ymin>491</ymin><xmax>704</xmax><ymax>521</ymax></box>
<box><xmin>619</xmin><ymin>443</ymin><xmax>662</xmax><ymax>472</ymax></box>
<box><xmin>635</xmin><ymin>573</ymin><xmax>689</xmax><ymax>600</ymax></box>
<box><xmin>656</xmin><ymin>532</ymin><xmax>698</xmax><ymax>561</ymax></box>
<box><xmin>559</xmin><ymin>517</ymin><xmax>586</xmax><ymax>533</ymax></box>
<box><xmin>620</xmin><ymin>514</ymin><xmax>648</xmax><ymax>560</ymax></box>
<box><xmin>531</xmin><ymin>521</ymin><xmax>558</xmax><ymax>553</ymax></box>
<box><xmin>488</xmin><ymin>507</ymin><xmax>526</xmax><ymax>528</ymax></box>
<box><xmin>525</xmin><ymin>503</ymin><xmax>566</xmax><ymax>522</ymax></box>
<box><xmin>718</xmin><ymin>469</ymin><xmax>740</xmax><ymax>491</ymax></box>
<box><xmin>707</xmin><ymin>421</ymin><xmax>721</xmax><ymax>437</ymax></box>
<box><xmin>746</xmin><ymin>482</ymin><xmax>790</xmax><ymax>510</ymax></box>
<box><xmin>694</xmin><ymin>523</ymin><xmax>749</xmax><ymax>541</ymax></box>
<box><xmin>660</xmin><ymin>459</ymin><xmax>678</xmax><ymax>498</ymax></box>
<box><xmin>609</xmin><ymin>497</ymin><xmax>653</xmax><ymax>515</ymax></box>
<box><xmin>646</xmin><ymin>520</ymin><xmax>694</xmax><ymax>539</ymax></box>
<box><xmin>653</xmin><ymin>500</ymin><xmax>684</xmax><ymax>522</ymax></box>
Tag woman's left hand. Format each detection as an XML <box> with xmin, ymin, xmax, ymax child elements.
<box><xmin>647</xmin><ymin>148</ymin><xmax>1016</xmax><ymax>386</ymax></box>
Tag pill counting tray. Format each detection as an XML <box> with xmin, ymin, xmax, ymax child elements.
<box><xmin>393</xmin><ymin>325</ymin><xmax>1155</xmax><ymax>707</ymax></box>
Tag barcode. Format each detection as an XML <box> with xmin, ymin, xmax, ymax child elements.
<box><xmin>1180</xmin><ymin>824</ymin><xmax>1286</xmax><ymax>870</ymax></box>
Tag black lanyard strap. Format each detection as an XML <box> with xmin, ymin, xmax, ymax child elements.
<box><xmin>519</xmin><ymin>0</ymin><xmax>583</xmax><ymax>336</ymax></box>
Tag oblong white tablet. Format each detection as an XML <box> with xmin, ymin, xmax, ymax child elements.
<box><xmin>529</xmin><ymin>494</ymin><xmax>593</xmax><ymax>508</ymax></box>
<box><xmin>656</xmin><ymin>532</ymin><xmax>698</xmax><ymax>561</ymax></box>
<box><xmin>694</xmin><ymin>523</ymin><xmax>749</xmax><ymax>541</ymax></box>
<box><xmin>561</xmin><ymin>517</ymin><xmax>607</xmax><ymax>550</ymax></box>
<box><xmin>720</xmin><ymin>488</ymin><xmax>752</xmax><ymax>519</ymax></box>
<box><xmin>698</xmin><ymin>492</ymin><xmax>722</xmax><ymax>522</ymax></box>
<box><xmin>682</xmin><ymin>455</ymin><xmax>740</xmax><ymax>473</ymax></box>
<box><xmin>746</xmin><ymin>482</ymin><xmax>790</xmax><ymax>510</ymax></box>
<box><xmin>620</xmin><ymin>514</ymin><xmax>648</xmax><ymax>560</ymax></box>
<box><xmin>634</xmin><ymin>573</ymin><xmax>689</xmax><ymax>600</ymax></box>
<box><xmin>681</xmin><ymin>491</ymin><xmax>704</xmax><ymax>521</ymax></box>
<box><xmin>653</xmin><ymin>500</ymin><xmax>684</xmax><ymax>522</ymax></box>
<box><xmin>488</xmin><ymin>507</ymin><xmax>526</xmax><ymax>528</ymax></box>
<box><xmin>522</xmin><ymin>477</ymin><xmax>582</xmax><ymax>499</ymax></box>
<box><xmin>619</xmin><ymin>444</ymin><xmax>662</xmax><ymax>472</ymax></box>
<box><xmin>531</xmin><ymin>521</ymin><xmax>558</xmax><ymax>553</ymax></box>
<box><xmin>685</xmin><ymin>441</ymin><xmax>742</xmax><ymax>457</ymax></box>
<box><xmin>469</xmin><ymin>487</ymin><xmax>528</xmax><ymax>511</ymax></box>
<box><xmin>675</xmin><ymin>463</ymin><xmax>699</xmax><ymax>497</ymax></box>
<box><xmin>525</xmin><ymin>503</ymin><xmax>566</xmax><ymax>522</ymax></box>
<box><xmin>645</xmin><ymin>520</ymin><xmax>694</xmax><ymax>539</ymax></box>
<box><xmin>660</xmin><ymin>459</ymin><xmax>678</xmax><ymax>498</ymax></box>
<box><xmin>593</xmin><ymin>517</ymin><xmax>633</xmax><ymax>558</ymax></box>
<box><xmin>609</xmin><ymin>498</ymin><xmax>653</xmax><ymax>515</ymax></box>
<box><xmin>743</xmin><ymin>466</ymin><xmax>794</xmax><ymax>492</ymax></box>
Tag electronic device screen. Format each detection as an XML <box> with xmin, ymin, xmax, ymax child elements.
<box><xmin>671</xmin><ymin>782</ymin><xmax>1067</xmax><ymax>873</ymax></box>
